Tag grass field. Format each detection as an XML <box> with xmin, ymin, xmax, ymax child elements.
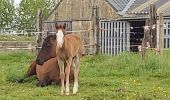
<box><xmin>0</xmin><ymin>50</ymin><xmax>170</xmax><ymax>100</ymax></box>
<box><xmin>0</xmin><ymin>35</ymin><xmax>35</xmax><ymax>41</ymax></box>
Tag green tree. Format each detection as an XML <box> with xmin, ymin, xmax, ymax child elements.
<box><xmin>0</xmin><ymin>0</ymin><xmax>15</xmax><ymax>29</ymax></box>
<box><xmin>17</xmin><ymin>0</ymin><xmax>57</xmax><ymax>30</ymax></box>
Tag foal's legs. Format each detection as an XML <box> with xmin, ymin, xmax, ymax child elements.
<box><xmin>65</xmin><ymin>57</ymin><xmax>72</xmax><ymax>95</ymax></box>
<box><xmin>58</xmin><ymin>59</ymin><xmax>65</xmax><ymax>95</ymax></box>
<box><xmin>72</xmin><ymin>56</ymin><xmax>80</xmax><ymax>94</ymax></box>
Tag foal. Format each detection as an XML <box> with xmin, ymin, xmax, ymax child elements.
<box><xmin>55</xmin><ymin>23</ymin><xmax>83</xmax><ymax>95</ymax></box>
<box><xmin>36</xmin><ymin>24</ymin><xmax>83</xmax><ymax>95</ymax></box>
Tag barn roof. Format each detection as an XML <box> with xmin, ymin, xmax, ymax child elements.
<box><xmin>107</xmin><ymin>0</ymin><xmax>170</xmax><ymax>19</ymax></box>
<box><xmin>106</xmin><ymin>0</ymin><xmax>131</xmax><ymax>11</ymax></box>
<box><xmin>47</xmin><ymin>0</ymin><xmax>170</xmax><ymax>20</ymax></box>
<box><xmin>164</xmin><ymin>7</ymin><xmax>170</xmax><ymax>16</ymax></box>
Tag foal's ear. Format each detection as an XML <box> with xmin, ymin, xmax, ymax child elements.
<box><xmin>63</xmin><ymin>23</ymin><xmax>66</xmax><ymax>29</ymax></box>
<box><xmin>55</xmin><ymin>23</ymin><xmax>59</xmax><ymax>29</ymax></box>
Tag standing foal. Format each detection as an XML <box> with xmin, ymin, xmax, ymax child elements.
<box><xmin>55</xmin><ymin>23</ymin><xmax>83</xmax><ymax>95</ymax></box>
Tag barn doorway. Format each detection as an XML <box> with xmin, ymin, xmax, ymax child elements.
<box><xmin>129</xmin><ymin>21</ymin><xmax>145</xmax><ymax>52</ymax></box>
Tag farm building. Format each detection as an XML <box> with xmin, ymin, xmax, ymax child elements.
<box><xmin>38</xmin><ymin>0</ymin><xmax>170</xmax><ymax>55</ymax></box>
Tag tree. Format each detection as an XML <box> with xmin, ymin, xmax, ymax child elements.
<box><xmin>17</xmin><ymin>0</ymin><xmax>57</xmax><ymax>31</ymax></box>
<box><xmin>0</xmin><ymin>0</ymin><xmax>15</xmax><ymax>29</ymax></box>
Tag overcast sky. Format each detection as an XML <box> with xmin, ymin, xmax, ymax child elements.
<box><xmin>14</xmin><ymin>0</ymin><xmax>21</xmax><ymax>6</ymax></box>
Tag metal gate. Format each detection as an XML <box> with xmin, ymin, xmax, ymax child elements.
<box><xmin>99</xmin><ymin>20</ymin><xmax>130</xmax><ymax>55</ymax></box>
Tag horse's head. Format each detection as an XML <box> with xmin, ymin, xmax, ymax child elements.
<box><xmin>36</xmin><ymin>35</ymin><xmax>57</xmax><ymax>65</ymax></box>
<box><xmin>55</xmin><ymin>23</ymin><xmax>66</xmax><ymax>48</ymax></box>
<box><xmin>55</xmin><ymin>23</ymin><xmax>66</xmax><ymax>33</ymax></box>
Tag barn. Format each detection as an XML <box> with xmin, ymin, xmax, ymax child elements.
<box><xmin>120</xmin><ymin>0</ymin><xmax>170</xmax><ymax>52</ymax></box>
<box><xmin>38</xmin><ymin>0</ymin><xmax>170</xmax><ymax>55</ymax></box>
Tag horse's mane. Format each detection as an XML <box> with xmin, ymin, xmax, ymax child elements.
<box><xmin>42</xmin><ymin>35</ymin><xmax>56</xmax><ymax>46</ymax></box>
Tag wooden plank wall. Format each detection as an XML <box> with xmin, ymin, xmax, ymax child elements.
<box><xmin>47</xmin><ymin>0</ymin><xmax>119</xmax><ymax>21</ymax></box>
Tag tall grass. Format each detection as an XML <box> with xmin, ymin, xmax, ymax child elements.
<box><xmin>81</xmin><ymin>50</ymin><xmax>170</xmax><ymax>78</ymax></box>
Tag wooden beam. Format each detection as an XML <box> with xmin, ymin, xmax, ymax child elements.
<box><xmin>149</xmin><ymin>4</ymin><xmax>157</xmax><ymax>48</ymax></box>
<box><xmin>141</xmin><ymin>19</ymin><xmax>150</xmax><ymax>59</ymax></box>
<box><xmin>159</xmin><ymin>13</ymin><xmax>164</xmax><ymax>56</ymax></box>
<box><xmin>93</xmin><ymin>7</ymin><xmax>100</xmax><ymax>55</ymax></box>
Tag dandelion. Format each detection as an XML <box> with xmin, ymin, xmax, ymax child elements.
<box><xmin>126</xmin><ymin>95</ymin><xmax>130</xmax><ymax>100</ymax></box>
<box><xmin>134</xmin><ymin>80</ymin><xmax>136</xmax><ymax>83</ymax></box>
<box><xmin>163</xmin><ymin>91</ymin><xmax>166</xmax><ymax>93</ymax></box>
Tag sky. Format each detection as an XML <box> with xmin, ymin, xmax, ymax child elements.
<box><xmin>14</xmin><ymin>0</ymin><xmax>21</xmax><ymax>6</ymax></box>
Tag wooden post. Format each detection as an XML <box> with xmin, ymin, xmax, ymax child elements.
<box><xmin>92</xmin><ymin>6</ymin><xmax>100</xmax><ymax>55</ymax></box>
<box><xmin>149</xmin><ymin>4</ymin><xmax>157</xmax><ymax>48</ymax></box>
<box><xmin>141</xmin><ymin>4</ymin><xmax>157</xmax><ymax>59</ymax></box>
<box><xmin>96</xmin><ymin>7</ymin><xmax>100</xmax><ymax>55</ymax></box>
<box><xmin>159</xmin><ymin>13</ymin><xmax>164</xmax><ymax>56</ymax></box>
<box><xmin>141</xmin><ymin>19</ymin><xmax>150</xmax><ymax>59</ymax></box>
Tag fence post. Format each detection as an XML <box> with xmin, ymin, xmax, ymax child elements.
<box><xmin>159</xmin><ymin>13</ymin><xmax>164</xmax><ymax>56</ymax></box>
<box><xmin>149</xmin><ymin>4</ymin><xmax>157</xmax><ymax>48</ymax></box>
<box><xmin>141</xmin><ymin>19</ymin><xmax>150</xmax><ymax>59</ymax></box>
<box><xmin>92</xmin><ymin>6</ymin><xmax>100</xmax><ymax>55</ymax></box>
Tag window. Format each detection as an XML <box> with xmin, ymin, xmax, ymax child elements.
<box><xmin>164</xmin><ymin>38</ymin><xmax>166</xmax><ymax>48</ymax></box>
<box><xmin>164</xmin><ymin>22</ymin><xmax>167</xmax><ymax>35</ymax></box>
<box><xmin>168</xmin><ymin>38</ymin><xmax>170</xmax><ymax>48</ymax></box>
<box><xmin>164</xmin><ymin>21</ymin><xmax>170</xmax><ymax>48</ymax></box>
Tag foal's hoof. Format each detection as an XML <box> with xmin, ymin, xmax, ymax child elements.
<box><xmin>73</xmin><ymin>92</ymin><xmax>77</xmax><ymax>95</ymax></box>
<box><xmin>65</xmin><ymin>92</ymin><xmax>70</xmax><ymax>96</ymax></box>
<box><xmin>73</xmin><ymin>87</ymin><xmax>78</xmax><ymax>95</ymax></box>
<box><xmin>60</xmin><ymin>92</ymin><xmax>64</xmax><ymax>95</ymax></box>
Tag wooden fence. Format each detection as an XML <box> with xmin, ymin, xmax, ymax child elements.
<box><xmin>0</xmin><ymin>41</ymin><xmax>36</xmax><ymax>52</ymax></box>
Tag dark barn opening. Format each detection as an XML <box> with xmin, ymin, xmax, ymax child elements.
<box><xmin>129</xmin><ymin>21</ymin><xmax>145</xmax><ymax>52</ymax></box>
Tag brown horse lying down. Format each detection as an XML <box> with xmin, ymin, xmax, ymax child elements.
<box><xmin>26</xmin><ymin>60</ymin><xmax>37</xmax><ymax>78</ymax></box>
<box><xmin>25</xmin><ymin>57</ymin><xmax>74</xmax><ymax>87</ymax></box>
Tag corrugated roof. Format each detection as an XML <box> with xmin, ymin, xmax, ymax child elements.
<box><xmin>164</xmin><ymin>7</ymin><xmax>170</xmax><ymax>16</ymax></box>
<box><xmin>123</xmin><ymin>0</ymin><xmax>170</xmax><ymax>18</ymax></box>
<box><xmin>106</xmin><ymin>0</ymin><xmax>130</xmax><ymax>11</ymax></box>
<box><xmin>130</xmin><ymin>0</ymin><xmax>169</xmax><ymax>13</ymax></box>
<box><xmin>127</xmin><ymin>0</ymin><xmax>148</xmax><ymax>12</ymax></box>
<box><xmin>106</xmin><ymin>0</ymin><xmax>170</xmax><ymax>17</ymax></box>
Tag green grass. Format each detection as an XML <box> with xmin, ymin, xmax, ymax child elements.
<box><xmin>0</xmin><ymin>50</ymin><xmax>170</xmax><ymax>99</ymax></box>
<box><xmin>0</xmin><ymin>35</ymin><xmax>35</xmax><ymax>41</ymax></box>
